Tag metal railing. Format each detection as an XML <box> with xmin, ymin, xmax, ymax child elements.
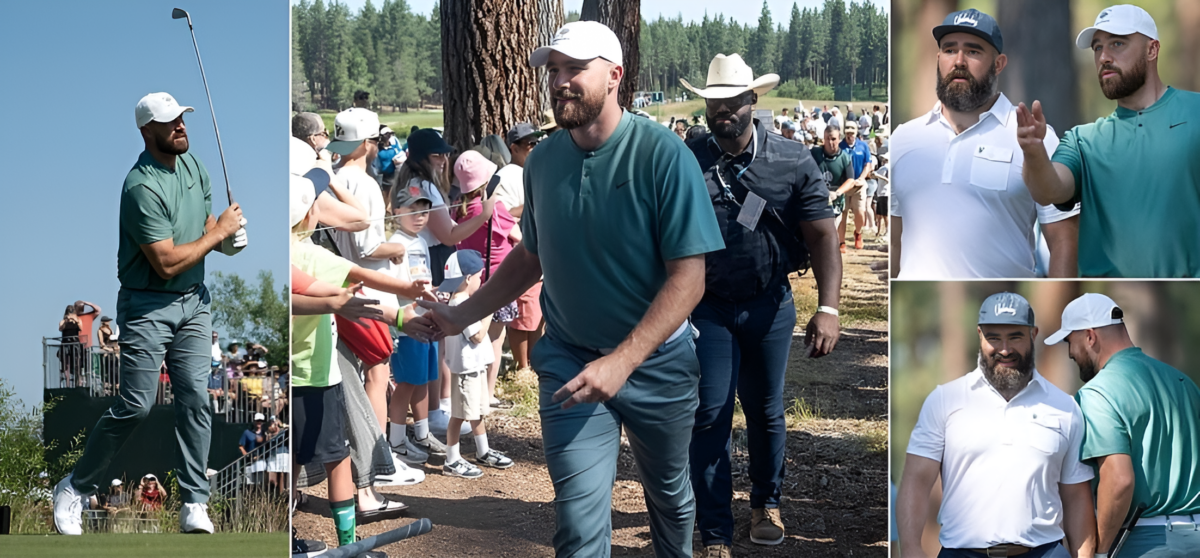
<box><xmin>208</xmin><ymin>428</ymin><xmax>289</xmax><ymax>530</ymax></box>
<box><xmin>81</xmin><ymin>509</ymin><xmax>161</xmax><ymax>534</ymax></box>
<box><xmin>208</xmin><ymin>370</ymin><xmax>287</xmax><ymax>423</ymax></box>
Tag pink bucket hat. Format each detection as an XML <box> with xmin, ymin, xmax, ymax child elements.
<box><xmin>454</xmin><ymin>150</ymin><xmax>498</xmax><ymax>194</ymax></box>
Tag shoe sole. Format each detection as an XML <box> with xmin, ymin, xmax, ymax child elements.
<box><xmin>374</xmin><ymin>475</ymin><xmax>424</xmax><ymax>487</ymax></box>
<box><xmin>475</xmin><ymin>460</ymin><xmax>514</xmax><ymax>469</ymax></box>
<box><xmin>749</xmin><ymin>533</ymin><xmax>784</xmax><ymax>545</ymax></box>
<box><xmin>442</xmin><ymin>469</ymin><xmax>483</xmax><ymax>479</ymax></box>
<box><xmin>182</xmin><ymin>526</ymin><xmax>214</xmax><ymax>534</ymax></box>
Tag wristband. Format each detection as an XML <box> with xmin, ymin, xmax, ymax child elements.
<box><xmin>396</xmin><ymin>307</ymin><xmax>404</xmax><ymax>330</ymax></box>
<box><xmin>817</xmin><ymin>306</ymin><xmax>839</xmax><ymax>317</ymax></box>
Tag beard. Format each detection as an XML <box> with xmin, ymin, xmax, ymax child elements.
<box><xmin>553</xmin><ymin>86</ymin><xmax>606</xmax><ymax>130</ymax></box>
<box><xmin>979</xmin><ymin>345</ymin><xmax>1035</xmax><ymax>394</ymax></box>
<box><xmin>709</xmin><ymin>108</ymin><xmax>752</xmax><ymax>139</ymax></box>
<box><xmin>1099</xmin><ymin>58</ymin><xmax>1147</xmax><ymax>100</ymax></box>
<box><xmin>1076</xmin><ymin>352</ymin><xmax>1100</xmax><ymax>383</ymax></box>
<box><xmin>936</xmin><ymin>65</ymin><xmax>998</xmax><ymax>112</ymax></box>
<box><xmin>154</xmin><ymin>133</ymin><xmax>189</xmax><ymax>155</ymax></box>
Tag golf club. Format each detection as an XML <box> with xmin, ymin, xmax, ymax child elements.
<box><xmin>172</xmin><ymin>7</ymin><xmax>233</xmax><ymax>205</ymax></box>
<box><xmin>317</xmin><ymin>518</ymin><xmax>433</xmax><ymax>558</ymax></box>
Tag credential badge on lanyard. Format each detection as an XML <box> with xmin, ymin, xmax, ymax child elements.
<box><xmin>710</xmin><ymin>126</ymin><xmax>764</xmax><ymax>230</ymax></box>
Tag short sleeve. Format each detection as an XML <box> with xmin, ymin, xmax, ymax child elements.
<box><xmin>1036</xmin><ymin>201</ymin><xmax>1080</xmax><ymax>225</ymax></box>
<box><xmin>121</xmin><ymin>184</ymin><xmax>174</xmax><ymax>245</ymax></box>
<box><xmin>906</xmin><ymin>386</ymin><xmax>946</xmax><ymax>462</ymax></box>
<box><xmin>1061</xmin><ymin>404</ymin><xmax>1096</xmax><ymax>484</ymax></box>
<box><xmin>416</xmin><ymin>179</ymin><xmax>445</xmax><ymax>208</ymax></box>
<box><xmin>291</xmin><ymin>265</ymin><xmax>318</xmax><ymax>294</ymax></box>
<box><xmin>654</xmin><ymin>138</ymin><xmax>725</xmax><ymax>260</ymax></box>
<box><xmin>786</xmin><ymin>153</ymin><xmax>837</xmax><ymax>222</ymax></box>
<box><xmin>521</xmin><ymin>155</ymin><xmax>539</xmax><ymax>256</ymax></box>
<box><xmin>1049</xmin><ymin>127</ymin><xmax>1083</xmax><ymax>211</ymax></box>
<box><xmin>1077</xmin><ymin>386</ymin><xmax>1133</xmax><ymax>461</ymax></box>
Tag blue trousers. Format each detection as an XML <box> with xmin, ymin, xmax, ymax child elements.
<box><xmin>71</xmin><ymin>286</ymin><xmax>213</xmax><ymax>503</ymax></box>
<box><xmin>532</xmin><ymin>331</ymin><xmax>700</xmax><ymax>558</ymax></box>
<box><xmin>689</xmin><ymin>283</ymin><xmax>795</xmax><ymax>546</ymax></box>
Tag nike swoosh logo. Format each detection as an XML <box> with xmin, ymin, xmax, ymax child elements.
<box><xmin>615</xmin><ymin>180</ymin><xmax>630</xmax><ymax>190</ymax></box>
<box><xmin>1171</xmin><ymin>122</ymin><xmax>1186</xmax><ymax>128</ymax></box>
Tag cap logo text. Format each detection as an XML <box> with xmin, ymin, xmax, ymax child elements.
<box><xmin>954</xmin><ymin>13</ymin><xmax>979</xmax><ymax>27</ymax></box>
<box><xmin>994</xmin><ymin>303</ymin><xmax>1017</xmax><ymax>316</ymax></box>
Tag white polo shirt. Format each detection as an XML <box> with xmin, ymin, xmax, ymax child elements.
<box><xmin>891</xmin><ymin>94</ymin><xmax>1080</xmax><ymax>278</ymax></box>
<box><xmin>331</xmin><ymin>166</ymin><xmax>394</xmax><ymax>304</ymax></box>
<box><xmin>907</xmin><ymin>368</ymin><xmax>1094</xmax><ymax>549</ymax></box>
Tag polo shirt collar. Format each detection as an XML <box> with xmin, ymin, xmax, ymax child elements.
<box><xmin>568</xmin><ymin>109</ymin><xmax>634</xmax><ymax>156</ymax></box>
<box><xmin>139</xmin><ymin>149</ymin><xmax>179</xmax><ymax>173</ymax></box>
<box><xmin>1114</xmin><ymin>87</ymin><xmax>1176</xmax><ymax>118</ymax></box>
<box><xmin>928</xmin><ymin>93</ymin><xmax>1014</xmax><ymax>131</ymax></box>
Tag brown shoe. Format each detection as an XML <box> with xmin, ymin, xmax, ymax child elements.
<box><xmin>702</xmin><ymin>544</ymin><xmax>732</xmax><ymax>558</ymax></box>
<box><xmin>750</xmin><ymin>508</ymin><xmax>784</xmax><ymax>545</ymax></box>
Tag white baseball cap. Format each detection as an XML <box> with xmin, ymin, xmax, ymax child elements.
<box><xmin>290</xmin><ymin>174</ymin><xmax>316</xmax><ymax>228</ymax></box>
<box><xmin>135</xmin><ymin>92</ymin><xmax>194</xmax><ymax>128</ymax></box>
<box><xmin>529</xmin><ymin>21</ymin><xmax>623</xmax><ymax>68</ymax></box>
<box><xmin>111</xmin><ymin>479</ymin><xmax>123</xmax><ymax>487</ymax></box>
<box><xmin>1076</xmin><ymin>5</ymin><xmax>1158</xmax><ymax>50</ymax></box>
<box><xmin>1044</xmin><ymin>293</ymin><xmax>1125</xmax><ymax>345</ymax></box>
<box><xmin>327</xmin><ymin>108</ymin><xmax>380</xmax><ymax>156</ymax></box>
<box><xmin>254</xmin><ymin>412</ymin><xmax>266</xmax><ymax>421</ymax></box>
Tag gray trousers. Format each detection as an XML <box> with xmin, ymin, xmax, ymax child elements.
<box><xmin>71</xmin><ymin>286</ymin><xmax>213</xmax><ymax>503</ymax></box>
<box><xmin>337</xmin><ymin>340</ymin><xmax>396</xmax><ymax>488</ymax></box>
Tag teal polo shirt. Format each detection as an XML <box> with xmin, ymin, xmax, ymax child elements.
<box><xmin>1051</xmin><ymin>87</ymin><xmax>1200</xmax><ymax>277</ymax></box>
<box><xmin>521</xmin><ymin>110</ymin><xmax>725</xmax><ymax>350</ymax></box>
<box><xmin>118</xmin><ymin>151</ymin><xmax>212</xmax><ymax>292</ymax></box>
<box><xmin>1075</xmin><ymin>347</ymin><xmax>1200</xmax><ymax>517</ymax></box>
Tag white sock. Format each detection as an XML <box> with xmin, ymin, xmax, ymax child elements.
<box><xmin>447</xmin><ymin>442</ymin><xmax>461</xmax><ymax>464</ymax></box>
<box><xmin>474</xmin><ymin>432</ymin><xmax>489</xmax><ymax>456</ymax></box>
<box><xmin>389</xmin><ymin>423</ymin><xmax>406</xmax><ymax>446</ymax></box>
<box><xmin>414</xmin><ymin>418</ymin><xmax>429</xmax><ymax>441</ymax></box>
<box><xmin>440</xmin><ymin>398</ymin><xmax>451</xmax><ymax>409</ymax></box>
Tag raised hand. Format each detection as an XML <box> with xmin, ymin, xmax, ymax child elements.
<box><xmin>1015</xmin><ymin>101</ymin><xmax>1047</xmax><ymax>153</ymax></box>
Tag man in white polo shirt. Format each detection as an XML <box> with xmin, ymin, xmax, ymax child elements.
<box><xmin>897</xmin><ymin>292</ymin><xmax>1096</xmax><ymax>558</ymax></box>
<box><xmin>890</xmin><ymin>9</ymin><xmax>1080</xmax><ymax>279</ymax></box>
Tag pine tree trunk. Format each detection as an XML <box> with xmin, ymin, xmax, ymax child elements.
<box><xmin>536</xmin><ymin>0</ymin><xmax>565</xmax><ymax>121</ymax></box>
<box><xmin>441</xmin><ymin>0</ymin><xmax>544</xmax><ymax>151</ymax></box>
<box><xmin>996</xmin><ymin>0</ymin><xmax>1078</xmax><ymax>134</ymax></box>
<box><xmin>580</xmin><ymin>0</ymin><xmax>641</xmax><ymax>109</ymax></box>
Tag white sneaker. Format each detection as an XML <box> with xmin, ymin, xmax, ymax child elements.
<box><xmin>390</xmin><ymin>436</ymin><xmax>429</xmax><ymax>465</ymax></box>
<box><xmin>180</xmin><ymin>502</ymin><xmax>215</xmax><ymax>534</ymax></box>
<box><xmin>52</xmin><ymin>474</ymin><xmax>84</xmax><ymax>535</ymax></box>
<box><xmin>376</xmin><ymin>456</ymin><xmax>425</xmax><ymax>486</ymax></box>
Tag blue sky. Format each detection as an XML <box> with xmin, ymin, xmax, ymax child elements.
<box><xmin>0</xmin><ymin>1</ymin><xmax>289</xmax><ymax>408</ymax></box>
<box><xmin>298</xmin><ymin>0</ymin><xmax>887</xmax><ymax>25</ymax></box>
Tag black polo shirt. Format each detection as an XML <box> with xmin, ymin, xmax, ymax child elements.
<box><xmin>686</xmin><ymin>119</ymin><xmax>834</xmax><ymax>302</ymax></box>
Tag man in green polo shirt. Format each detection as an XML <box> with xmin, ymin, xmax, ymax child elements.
<box><xmin>1017</xmin><ymin>5</ymin><xmax>1200</xmax><ymax>277</ymax></box>
<box><xmin>1046</xmin><ymin>293</ymin><xmax>1200</xmax><ymax>557</ymax></box>
<box><xmin>53</xmin><ymin>92</ymin><xmax>247</xmax><ymax>536</ymax></box>
<box><xmin>418</xmin><ymin>21</ymin><xmax>723</xmax><ymax>558</ymax></box>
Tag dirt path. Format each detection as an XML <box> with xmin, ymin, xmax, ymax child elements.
<box><xmin>294</xmin><ymin>234</ymin><xmax>889</xmax><ymax>557</ymax></box>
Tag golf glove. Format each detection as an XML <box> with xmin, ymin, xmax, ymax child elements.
<box><xmin>220</xmin><ymin>217</ymin><xmax>248</xmax><ymax>255</ymax></box>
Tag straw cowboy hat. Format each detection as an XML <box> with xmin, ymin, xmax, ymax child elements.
<box><xmin>680</xmin><ymin>54</ymin><xmax>779</xmax><ymax>99</ymax></box>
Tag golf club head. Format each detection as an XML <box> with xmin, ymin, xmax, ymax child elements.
<box><xmin>171</xmin><ymin>8</ymin><xmax>190</xmax><ymax>21</ymax></box>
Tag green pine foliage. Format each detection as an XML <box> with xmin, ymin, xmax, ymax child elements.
<box><xmin>207</xmin><ymin>271</ymin><xmax>288</xmax><ymax>370</ymax></box>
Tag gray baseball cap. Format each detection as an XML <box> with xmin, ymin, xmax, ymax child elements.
<box><xmin>506</xmin><ymin>122</ymin><xmax>546</xmax><ymax>146</ymax></box>
<box><xmin>978</xmin><ymin>292</ymin><xmax>1035</xmax><ymax>327</ymax></box>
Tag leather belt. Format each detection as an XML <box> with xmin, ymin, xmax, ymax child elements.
<box><xmin>965</xmin><ymin>545</ymin><xmax>1032</xmax><ymax>557</ymax></box>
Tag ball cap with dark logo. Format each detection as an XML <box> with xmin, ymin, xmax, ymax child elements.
<box><xmin>1075</xmin><ymin>5</ymin><xmax>1158</xmax><ymax>50</ymax></box>
<box><xmin>1044</xmin><ymin>293</ymin><xmax>1125</xmax><ymax>345</ymax></box>
<box><xmin>978</xmin><ymin>292</ymin><xmax>1035</xmax><ymax>327</ymax></box>
<box><xmin>933</xmin><ymin>9</ymin><xmax>1004</xmax><ymax>54</ymax></box>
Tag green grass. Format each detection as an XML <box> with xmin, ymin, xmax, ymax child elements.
<box><xmin>318</xmin><ymin>109</ymin><xmax>445</xmax><ymax>138</ymax></box>
<box><xmin>785</xmin><ymin>397</ymin><xmax>822</xmax><ymax>426</ymax></box>
<box><xmin>0</xmin><ymin>532</ymin><xmax>288</xmax><ymax>558</ymax></box>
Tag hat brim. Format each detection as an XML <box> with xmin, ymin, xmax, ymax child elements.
<box><xmin>142</xmin><ymin>105</ymin><xmax>194</xmax><ymax>128</ymax></box>
<box><xmin>678</xmin><ymin>74</ymin><xmax>779</xmax><ymax>100</ymax></box>
<box><xmin>439</xmin><ymin>276</ymin><xmax>467</xmax><ymax>294</ymax></box>
<box><xmin>513</xmin><ymin>130</ymin><xmax>546</xmax><ymax>144</ymax></box>
<box><xmin>529</xmin><ymin>46</ymin><xmax>621</xmax><ymax>68</ymax></box>
<box><xmin>933</xmin><ymin>25</ymin><xmax>1001</xmax><ymax>53</ymax></box>
<box><xmin>1044</xmin><ymin>328</ymin><xmax>1072</xmax><ymax>346</ymax></box>
<box><xmin>326</xmin><ymin>139</ymin><xmax>364</xmax><ymax>156</ymax></box>
<box><xmin>1075</xmin><ymin>24</ymin><xmax>1146</xmax><ymax>49</ymax></box>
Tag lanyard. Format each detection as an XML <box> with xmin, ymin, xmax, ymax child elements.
<box><xmin>710</xmin><ymin>126</ymin><xmax>758</xmax><ymax>203</ymax></box>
